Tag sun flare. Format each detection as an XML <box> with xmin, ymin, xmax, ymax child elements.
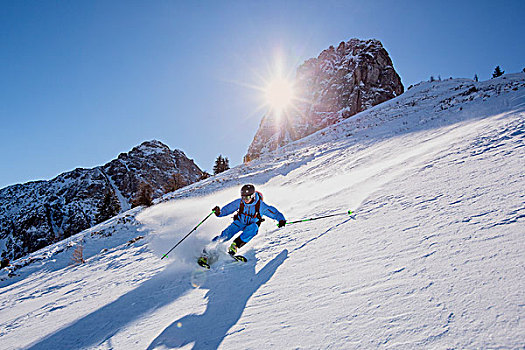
<box><xmin>264</xmin><ymin>77</ymin><xmax>295</xmax><ymax>112</ymax></box>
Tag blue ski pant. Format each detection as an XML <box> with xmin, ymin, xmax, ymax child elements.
<box><xmin>218</xmin><ymin>220</ymin><xmax>259</xmax><ymax>243</ymax></box>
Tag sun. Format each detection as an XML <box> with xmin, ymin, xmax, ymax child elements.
<box><xmin>223</xmin><ymin>53</ymin><xmax>302</xmax><ymax>121</ymax></box>
<box><xmin>264</xmin><ymin>77</ymin><xmax>295</xmax><ymax>113</ymax></box>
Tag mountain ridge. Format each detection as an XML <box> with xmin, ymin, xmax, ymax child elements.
<box><xmin>0</xmin><ymin>140</ymin><xmax>204</xmax><ymax>261</ymax></box>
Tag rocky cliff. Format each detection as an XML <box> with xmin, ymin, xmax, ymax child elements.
<box><xmin>0</xmin><ymin>140</ymin><xmax>203</xmax><ymax>261</ymax></box>
<box><xmin>245</xmin><ymin>38</ymin><xmax>404</xmax><ymax>161</ymax></box>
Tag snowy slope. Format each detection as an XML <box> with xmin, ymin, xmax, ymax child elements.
<box><xmin>0</xmin><ymin>74</ymin><xmax>524</xmax><ymax>349</ymax></box>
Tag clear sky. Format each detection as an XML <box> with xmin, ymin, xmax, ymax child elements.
<box><xmin>1</xmin><ymin>0</ymin><xmax>524</xmax><ymax>188</ymax></box>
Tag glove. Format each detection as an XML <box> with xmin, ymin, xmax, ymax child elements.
<box><xmin>212</xmin><ymin>206</ymin><xmax>221</xmax><ymax>216</ymax></box>
<box><xmin>278</xmin><ymin>220</ymin><xmax>286</xmax><ymax>228</ymax></box>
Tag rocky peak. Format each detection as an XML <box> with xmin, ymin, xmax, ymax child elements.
<box><xmin>103</xmin><ymin>140</ymin><xmax>203</xmax><ymax>203</ymax></box>
<box><xmin>132</xmin><ymin>140</ymin><xmax>170</xmax><ymax>155</ymax></box>
<box><xmin>245</xmin><ymin>38</ymin><xmax>404</xmax><ymax>161</ymax></box>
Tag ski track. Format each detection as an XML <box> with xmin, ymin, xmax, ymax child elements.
<box><xmin>0</xmin><ymin>74</ymin><xmax>524</xmax><ymax>349</ymax></box>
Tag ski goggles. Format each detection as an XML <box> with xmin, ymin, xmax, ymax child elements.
<box><xmin>242</xmin><ymin>193</ymin><xmax>255</xmax><ymax>201</ymax></box>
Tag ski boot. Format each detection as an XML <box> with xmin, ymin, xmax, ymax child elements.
<box><xmin>228</xmin><ymin>242</ymin><xmax>238</xmax><ymax>256</ymax></box>
<box><xmin>197</xmin><ymin>256</ymin><xmax>210</xmax><ymax>269</ymax></box>
<box><xmin>228</xmin><ymin>242</ymin><xmax>247</xmax><ymax>263</ymax></box>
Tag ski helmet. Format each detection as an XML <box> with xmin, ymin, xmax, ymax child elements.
<box><xmin>241</xmin><ymin>184</ymin><xmax>255</xmax><ymax>197</ymax></box>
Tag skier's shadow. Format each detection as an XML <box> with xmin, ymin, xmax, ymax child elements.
<box><xmin>147</xmin><ymin>249</ymin><xmax>288</xmax><ymax>350</ymax></box>
<box><xmin>26</xmin><ymin>265</ymin><xmax>194</xmax><ymax>350</ymax></box>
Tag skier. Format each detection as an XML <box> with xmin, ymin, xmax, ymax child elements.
<box><xmin>198</xmin><ymin>184</ymin><xmax>286</xmax><ymax>268</ymax></box>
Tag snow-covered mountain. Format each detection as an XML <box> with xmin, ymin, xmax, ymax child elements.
<box><xmin>0</xmin><ymin>140</ymin><xmax>204</xmax><ymax>262</ymax></box>
<box><xmin>0</xmin><ymin>73</ymin><xmax>524</xmax><ymax>349</ymax></box>
<box><xmin>245</xmin><ymin>38</ymin><xmax>403</xmax><ymax>162</ymax></box>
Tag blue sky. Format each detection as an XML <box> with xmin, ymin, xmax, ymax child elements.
<box><xmin>1</xmin><ymin>0</ymin><xmax>524</xmax><ymax>188</ymax></box>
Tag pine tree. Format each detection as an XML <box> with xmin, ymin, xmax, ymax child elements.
<box><xmin>1</xmin><ymin>258</ymin><xmax>9</xmax><ymax>269</ymax></box>
<box><xmin>199</xmin><ymin>171</ymin><xmax>211</xmax><ymax>181</ymax></box>
<box><xmin>213</xmin><ymin>155</ymin><xmax>230</xmax><ymax>175</ymax></box>
<box><xmin>492</xmin><ymin>66</ymin><xmax>504</xmax><ymax>78</ymax></box>
<box><xmin>70</xmin><ymin>244</ymin><xmax>85</xmax><ymax>265</ymax></box>
<box><xmin>96</xmin><ymin>189</ymin><xmax>121</xmax><ymax>223</ymax></box>
<box><xmin>164</xmin><ymin>173</ymin><xmax>188</xmax><ymax>193</ymax></box>
<box><xmin>213</xmin><ymin>155</ymin><xmax>223</xmax><ymax>174</ymax></box>
<box><xmin>132</xmin><ymin>182</ymin><xmax>154</xmax><ymax>208</ymax></box>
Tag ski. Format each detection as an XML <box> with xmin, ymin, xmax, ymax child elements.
<box><xmin>231</xmin><ymin>254</ymin><xmax>247</xmax><ymax>263</ymax></box>
<box><xmin>197</xmin><ymin>257</ymin><xmax>210</xmax><ymax>269</ymax></box>
<box><xmin>197</xmin><ymin>253</ymin><xmax>247</xmax><ymax>269</ymax></box>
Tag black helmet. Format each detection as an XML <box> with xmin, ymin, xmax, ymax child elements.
<box><xmin>241</xmin><ymin>184</ymin><xmax>255</xmax><ymax>197</ymax></box>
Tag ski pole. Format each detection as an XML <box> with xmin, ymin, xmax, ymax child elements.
<box><xmin>161</xmin><ymin>210</ymin><xmax>216</xmax><ymax>260</ymax></box>
<box><xmin>278</xmin><ymin>210</ymin><xmax>354</xmax><ymax>227</ymax></box>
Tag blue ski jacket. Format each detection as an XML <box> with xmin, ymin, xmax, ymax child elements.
<box><xmin>218</xmin><ymin>192</ymin><xmax>285</xmax><ymax>225</ymax></box>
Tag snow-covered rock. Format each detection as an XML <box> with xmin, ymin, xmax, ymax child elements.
<box><xmin>245</xmin><ymin>38</ymin><xmax>404</xmax><ymax>161</ymax></box>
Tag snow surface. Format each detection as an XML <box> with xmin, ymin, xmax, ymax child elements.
<box><xmin>0</xmin><ymin>74</ymin><xmax>524</xmax><ymax>349</ymax></box>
